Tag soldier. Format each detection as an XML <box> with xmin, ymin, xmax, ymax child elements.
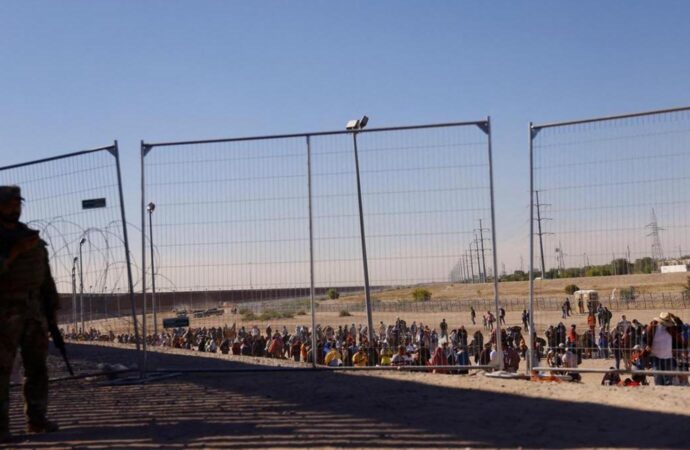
<box><xmin>0</xmin><ymin>186</ymin><xmax>60</xmax><ymax>440</ymax></box>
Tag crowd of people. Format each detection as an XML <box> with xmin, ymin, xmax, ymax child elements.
<box><xmin>62</xmin><ymin>308</ymin><xmax>690</xmax><ymax>386</ymax></box>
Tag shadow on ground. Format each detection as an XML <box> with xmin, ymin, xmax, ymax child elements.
<box><xmin>4</xmin><ymin>344</ymin><xmax>687</xmax><ymax>449</ymax></box>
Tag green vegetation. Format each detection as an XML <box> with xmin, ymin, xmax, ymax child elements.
<box><xmin>241</xmin><ymin>309</ymin><xmax>294</xmax><ymax>321</ymax></box>
<box><xmin>684</xmin><ymin>276</ymin><xmax>690</xmax><ymax>297</ymax></box>
<box><xmin>326</xmin><ymin>288</ymin><xmax>340</xmax><ymax>300</ymax></box>
<box><xmin>412</xmin><ymin>287</ymin><xmax>432</xmax><ymax>302</ymax></box>
<box><xmin>564</xmin><ymin>284</ymin><xmax>580</xmax><ymax>295</ymax></box>
<box><xmin>499</xmin><ymin>256</ymin><xmax>663</xmax><ymax>282</ymax></box>
<box><xmin>620</xmin><ymin>287</ymin><xmax>636</xmax><ymax>301</ymax></box>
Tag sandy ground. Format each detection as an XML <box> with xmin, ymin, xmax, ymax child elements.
<box><xmin>4</xmin><ymin>341</ymin><xmax>690</xmax><ymax>449</ymax></box>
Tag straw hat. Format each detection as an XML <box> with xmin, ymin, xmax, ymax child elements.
<box><xmin>656</xmin><ymin>312</ymin><xmax>675</xmax><ymax>327</ymax></box>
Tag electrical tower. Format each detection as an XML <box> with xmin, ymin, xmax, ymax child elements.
<box><xmin>646</xmin><ymin>208</ymin><xmax>664</xmax><ymax>262</ymax></box>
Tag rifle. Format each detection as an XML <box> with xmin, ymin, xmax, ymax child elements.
<box><xmin>39</xmin><ymin>254</ymin><xmax>75</xmax><ymax>377</ymax></box>
<box><xmin>3</xmin><ymin>230</ymin><xmax>75</xmax><ymax>376</ymax></box>
<box><xmin>45</xmin><ymin>314</ymin><xmax>75</xmax><ymax>377</ymax></box>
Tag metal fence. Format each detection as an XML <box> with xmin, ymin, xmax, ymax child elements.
<box><xmin>0</xmin><ymin>143</ymin><xmax>140</xmax><ymax>375</ymax></box>
<box><xmin>528</xmin><ymin>106</ymin><xmax>690</xmax><ymax>378</ymax></box>
<box><xmin>140</xmin><ymin>118</ymin><xmax>502</xmax><ymax>371</ymax></box>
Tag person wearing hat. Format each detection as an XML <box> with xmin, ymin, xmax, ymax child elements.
<box><xmin>646</xmin><ymin>312</ymin><xmax>681</xmax><ymax>386</ymax></box>
<box><xmin>0</xmin><ymin>186</ymin><xmax>60</xmax><ymax>439</ymax></box>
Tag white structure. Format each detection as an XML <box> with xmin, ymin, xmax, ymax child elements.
<box><xmin>660</xmin><ymin>264</ymin><xmax>688</xmax><ymax>273</ymax></box>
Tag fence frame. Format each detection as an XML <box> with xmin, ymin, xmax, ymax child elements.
<box><xmin>141</xmin><ymin>117</ymin><xmax>502</xmax><ymax>373</ymax></box>
<box><xmin>528</xmin><ymin>105</ymin><xmax>690</xmax><ymax>373</ymax></box>
<box><xmin>0</xmin><ymin>142</ymin><xmax>141</xmax><ymax>353</ymax></box>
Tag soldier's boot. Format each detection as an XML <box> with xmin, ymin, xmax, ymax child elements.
<box><xmin>22</xmin><ymin>320</ymin><xmax>53</xmax><ymax>435</ymax></box>
<box><xmin>27</xmin><ymin>419</ymin><xmax>59</xmax><ymax>434</ymax></box>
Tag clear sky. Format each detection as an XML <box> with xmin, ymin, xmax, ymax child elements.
<box><xmin>2</xmin><ymin>0</ymin><xmax>690</xmax><ymax>288</ymax></box>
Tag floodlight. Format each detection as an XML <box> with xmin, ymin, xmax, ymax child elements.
<box><xmin>346</xmin><ymin>119</ymin><xmax>360</xmax><ymax>130</ymax></box>
<box><xmin>346</xmin><ymin>115</ymin><xmax>369</xmax><ymax>131</ymax></box>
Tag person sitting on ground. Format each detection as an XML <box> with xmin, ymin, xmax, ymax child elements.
<box><xmin>456</xmin><ymin>346</ymin><xmax>470</xmax><ymax>374</ymax></box>
<box><xmin>429</xmin><ymin>338</ymin><xmax>449</xmax><ymax>372</ymax></box>
<box><xmin>562</xmin><ymin>345</ymin><xmax>581</xmax><ymax>382</ymax></box>
<box><xmin>379</xmin><ymin>342</ymin><xmax>393</xmax><ymax>366</ymax></box>
<box><xmin>391</xmin><ymin>345</ymin><xmax>410</xmax><ymax>366</ymax></box>
<box><xmin>231</xmin><ymin>338</ymin><xmax>241</xmax><ymax>355</ymax></box>
<box><xmin>324</xmin><ymin>342</ymin><xmax>343</xmax><ymax>367</ymax></box>
<box><xmin>352</xmin><ymin>346</ymin><xmax>368</xmax><ymax>367</ymax></box>
<box><xmin>629</xmin><ymin>344</ymin><xmax>649</xmax><ymax>385</ymax></box>
<box><xmin>479</xmin><ymin>343</ymin><xmax>493</xmax><ymax>367</ymax></box>
<box><xmin>601</xmin><ymin>367</ymin><xmax>621</xmax><ymax>386</ymax></box>
<box><xmin>415</xmin><ymin>340</ymin><xmax>431</xmax><ymax>366</ymax></box>
<box><xmin>503</xmin><ymin>345</ymin><xmax>521</xmax><ymax>372</ymax></box>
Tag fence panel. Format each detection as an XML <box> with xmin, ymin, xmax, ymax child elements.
<box><xmin>142</xmin><ymin>137</ymin><xmax>312</xmax><ymax>366</ymax></box>
<box><xmin>140</xmin><ymin>119</ymin><xmax>501</xmax><ymax>371</ymax></box>
<box><xmin>0</xmin><ymin>144</ymin><xmax>139</xmax><ymax>375</ymax></box>
<box><xmin>529</xmin><ymin>106</ymin><xmax>690</xmax><ymax>374</ymax></box>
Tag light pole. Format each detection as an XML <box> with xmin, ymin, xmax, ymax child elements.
<box><xmin>346</xmin><ymin>115</ymin><xmax>375</xmax><ymax>361</ymax></box>
<box><xmin>88</xmin><ymin>284</ymin><xmax>93</xmax><ymax>325</ymax></box>
<box><xmin>71</xmin><ymin>257</ymin><xmax>78</xmax><ymax>333</ymax></box>
<box><xmin>79</xmin><ymin>237</ymin><xmax>86</xmax><ymax>333</ymax></box>
<box><xmin>147</xmin><ymin>202</ymin><xmax>158</xmax><ymax>336</ymax></box>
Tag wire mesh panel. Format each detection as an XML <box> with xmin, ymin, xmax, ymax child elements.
<box><xmin>0</xmin><ymin>145</ymin><xmax>139</xmax><ymax>375</ymax></box>
<box><xmin>309</xmin><ymin>121</ymin><xmax>503</xmax><ymax>368</ymax></box>
<box><xmin>142</xmin><ymin>119</ymin><xmax>500</xmax><ymax>372</ymax></box>
<box><xmin>529</xmin><ymin>107</ymin><xmax>690</xmax><ymax>380</ymax></box>
<box><xmin>142</xmin><ymin>137</ymin><xmax>312</xmax><ymax>365</ymax></box>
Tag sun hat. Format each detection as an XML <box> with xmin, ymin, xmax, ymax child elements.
<box><xmin>656</xmin><ymin>312</ymin><xmax>675</xmax><ymax>327</ymax></box>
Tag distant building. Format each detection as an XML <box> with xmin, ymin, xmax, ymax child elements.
<box><xmin>660</xmin><ymin>264</ymin><xmax>688</xmax><ymax>274</ymax></box>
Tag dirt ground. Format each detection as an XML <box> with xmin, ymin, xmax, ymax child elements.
<box><xmin>337</xmin><ymin>272</ymin><xmax>690</xmax><ymax>302</ymax></box>
<box><xmin>4</xmin><ymin>342</ymin><xmax>690</xmax><ymax>449</ymax></box>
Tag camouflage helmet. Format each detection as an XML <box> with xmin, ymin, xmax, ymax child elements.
<box><xmin>0</xmin><ymin>185</ymin><xmax>23</xmax><ymax>204</ymax></box>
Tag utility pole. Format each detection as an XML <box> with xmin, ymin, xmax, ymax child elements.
<box><xmin>461</xmin><ymin>257</ymin><xmax>468</xmax><ymax>283</ymax></box>
<box><xmin>468</xmin><ymin>245</ymin><xmax>476</xmax><ymax>283</ymax></box>
<box><xmin>474</xmin><ymin>233</ymin><xmax>483</xmax><ymax>282</ymax></box>
<box><xmin>464</xmin><ymin>253</ymin><xmax>471</xmax><ymax>282</ymax></box>
<box><xmin>477</xmin><ymin>219</ymin><xmax>490</xmax><ymax>283</ymax></box>
<box><xmin>534</xmin><ymin>190</ymin><xmax>551</xmax><ymax>278</ymax></box>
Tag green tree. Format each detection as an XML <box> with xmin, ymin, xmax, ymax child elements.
<box><xmin>611</xmin><ymin>258</ymin><xmax>632</xmax><ymax>275</ymax></box>
<box><xmin>564</xmin><ymin>284</ymin><xmax>579</xmax><ymax>295</ymax></box>
<box><xmin>633</xmin><ymin>257</ymin><xmax>656</xmax><ymax>274</ymax></box>
<box><xmin>325</xmin><ymin>288</ymin><xmax>340</xmax><ymax>300</ymax></box>
<box><xmin>412</xmin><ymin>288</ymin><xmax>432</xmax><ymax>302</ymax></box>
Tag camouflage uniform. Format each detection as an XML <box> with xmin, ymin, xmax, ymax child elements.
<box><xmin>0</xmin><ymin>186</ymin><xmax>59</xmax><ymax>432</ymax></box>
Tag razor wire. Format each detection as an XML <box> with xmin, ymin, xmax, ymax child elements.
<box><xmin>0</xmin><ymin>144</ymin><xmax>140</xmax><ymax>374</ymax></box>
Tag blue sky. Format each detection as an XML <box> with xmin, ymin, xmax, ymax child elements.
<box><xmin>2</xmin><ymin>0</ymin><xmax>690</xmax><ymax>286</ymax></box>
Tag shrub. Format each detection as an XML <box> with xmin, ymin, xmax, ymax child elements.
<box><xmin>241</xmin><ymin>311</ymin><xmax>256</xmax><ymax>321</ymax></box>
<box><xmin>412</xmin><ymin>288</ymin><xmax>432</xmax><ymax>302</ymax></box>
<box><xmin>326</xmin><ymin>288</ymin><xmax>340</xmax><ymax>300</ymax></box>
<box><xmin>564</xmin><ymin>284</ymin><xmax>580</xmax><ymax>295</ymax></box>
<box><xmin>620</xmin><ymin>287</ymin><xmax>636</xmax><ymax>301</ymax></box>
<box><xmin>295</xmin><ymin>310</ymin><xmax>307</xmax><ymax>316</ymax></box>
<box><xmin>339</xmin><ymin>310</ymin><xmax>352</xmax><ymax>317</ymax></box>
